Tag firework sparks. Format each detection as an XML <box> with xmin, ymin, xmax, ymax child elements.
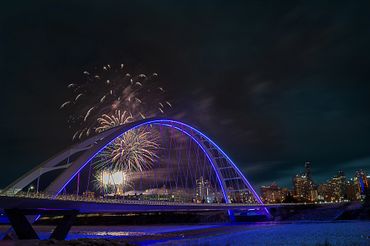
<box><xmin>95</xmin><ymin>110</ymin><xmax>132</xmax><ymax>133</ymax></box>
<box><xmin>94</xmin><ymin>169</ymin><xmax>132</xmax><ymax>195</ymax></box>
<box><xmin>60</xmin><ymin>64</ymin><xmax>172</xmax><ymax>140</ymax></box>
<box><xmin>94</xmin><ymin>110</ymin><xmax>159</xmax><ymax>172</ymax></box>
<box><xmin>84</xmin><ymin>107</ymin><xmax>95</xmax><ymax>122</ymax></box>
<box><xmin>59</xmin><ymin>101</ymin><xmax>71</xmax><ymax>109</ymax></box>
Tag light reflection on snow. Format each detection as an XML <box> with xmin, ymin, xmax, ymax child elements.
<box><xmin>77</xmin><ymin>231</ymin><xmax>154</xmax><ymax>237</ymax></box>
<box><xmin>32</xmin><ymin>222</ymin><xmax>370</xmax><ymax>245</ymax></box>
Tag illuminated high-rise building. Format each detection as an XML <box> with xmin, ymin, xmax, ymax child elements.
<box><xmin>260</xmin><ymin>182</ymin><xmax>286</xmax><ymax>203</ymax></box>
<box><xmin>345</xmin><ymin>180</ymin><xmax>357</xmax><ymax>201</ymax></box>
<box><xmin>330</xmin><ymin>171</ymin><xmax>347</xmax><ymax>202</ymax></box>
<box><xmin>195</xmin><ymin>176</ymin><xmax>211</xmax><ymax>203</ymax></box>
<box><xmin>305</xmin><ymin>161</ymin><xmax>312</xmax><ymax>179</ymax></box>
<box><xmin>292</xmin><ymin>162</ymin><xmax>315</xmax><ymax>202</ymax></box>
<box><xmin>318</xmin><ymin>171</ymin><xmax>347</xmax><ymax>202</ymax></box>
<box><xmin>317</xmin><ymin>183</ymin><xmax>332</xmax><ymax>202</ymax></box>
<box><xmin>293</xmin><ymin>174</ymin><xmax>314</xmax><ymax>202</ymax></box>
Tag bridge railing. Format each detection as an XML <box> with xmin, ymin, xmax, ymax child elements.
<box><xmin>0</xmin><ymin>192</ymin><xmax>347</xmax><ymax>207</ymax></box>
<box><xmin>0</xmin><ymin>192</ymin><xmax>259</xmax><ymax>207</ymax></box>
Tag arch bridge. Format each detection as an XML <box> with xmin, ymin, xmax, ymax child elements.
<box><xmin>1</xmin><ymin>119</ymin><xmax>269</xmax><ymax>218</ymax></box>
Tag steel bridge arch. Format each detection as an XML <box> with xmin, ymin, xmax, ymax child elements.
<box><xmin>2</xmin><ymin>118</ymin><xmax>266</xmax><ymax>210</ymax></box>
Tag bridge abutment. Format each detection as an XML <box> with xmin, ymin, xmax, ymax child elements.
<box><xmin>3</xmin><ymin>208</ymin><xmax>79</xmax><ymax>240</ymax></box>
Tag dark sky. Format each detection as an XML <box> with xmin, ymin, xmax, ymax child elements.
<box><xmin>1</xmin><ymin>1</ymin><xmax>370</xmax><ymax>189</ymax></box>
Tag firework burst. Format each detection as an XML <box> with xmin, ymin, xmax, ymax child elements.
<box><xmin>95</xmin><ymin>110</ymin><xmax>133</xmax><ymax>133</ymax></box>
<box><xmin>60</xmin><ymin>63</ymin><xmax>172</xmax><ymax>141</ymax></box>
<box><xmin>93</xmin><ymin>110</ymin><xmax>160</xmax><ymax>172</ymax></box>
<box><xmin>60</xmin><ymin>64</ymin><xmax>170</xmax><ymax>179</ymax></box>
<box><xmin>94</xmin><ymin>169</ymin><xmax>133</xmax><ymax>194</ymax></box>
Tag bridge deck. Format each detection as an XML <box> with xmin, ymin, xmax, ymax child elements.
<box><xmin>0</xmin><ymin>195</ymin><xmax>345</xmax><ymax>214</ymax></box>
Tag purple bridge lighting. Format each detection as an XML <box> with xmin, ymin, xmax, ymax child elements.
<box><xmin>1</xmin><ymin>118</ymin><xmax>270</xmax><ymax>219</ymax></box>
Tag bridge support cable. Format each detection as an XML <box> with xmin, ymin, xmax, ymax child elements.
<box><xmin>2</xmin><ymin>118</ymin><xmax>270</xmax><ymax>219</ymax></box>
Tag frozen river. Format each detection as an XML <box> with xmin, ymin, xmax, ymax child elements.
<box><xmin>1</xmin><ymin>221</ymin><xmax>369</xmax><ymax>245</ymax></box>
<box><xmin>153</xmin><ymin>221</ymin><xmax>370</xmax><ymax>246</ymax></box>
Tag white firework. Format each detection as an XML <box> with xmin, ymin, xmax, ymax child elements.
<box><xmin>94</xmin><ymin>169</ymin><xmax>133</xmax><ymax>194</ymax></box>
<box><xmin>94</xmin><ymin>110</ymin><xmax>159</xmax><ymax>172</ymax></box>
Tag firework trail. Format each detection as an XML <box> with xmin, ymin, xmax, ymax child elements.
<box><xmin>60</xmin><ymin>64</ymin><xmax>172</xmax><ymax>140</ymax></box>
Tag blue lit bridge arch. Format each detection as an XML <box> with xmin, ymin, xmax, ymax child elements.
<box><xmin>2</xmin><ymin>118</ymin><xmax>266</xmax><ymax>214</ymax></box>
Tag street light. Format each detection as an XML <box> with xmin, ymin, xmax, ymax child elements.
<box><xmin>27</xmin><ymin>185</ymin><xmax>35</xmax><ymax>196</ymax></box>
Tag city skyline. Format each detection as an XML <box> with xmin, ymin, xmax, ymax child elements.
<box><xmin>260</xmin><ymin>161</ymin><xmax>369</xmax><ymax>203</ymax></box>
<box><xmin>252</xmin><ymin>159</ymin><xmax>370</xmax><ymax>189</ymax></box>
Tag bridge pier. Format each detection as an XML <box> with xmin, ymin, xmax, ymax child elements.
<box><xmin>4</xmin><ymin>210</ymin><xmax>39</xmax><ymax>240</ymax></box>
<box><xmin>228</xmin><ymin>210</ymin><xmax>236</xmax><ymax>222</ymax></box>
<box><xmin>4</xmin><ymin>208</ymin><xmax>79</xmax><ymax>240</ymax></box>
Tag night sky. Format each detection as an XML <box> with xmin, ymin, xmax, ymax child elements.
<box><xmin>1</xmin><ymin>1</ymin><xmax>370</xmax><ymax>190</ymax></box>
